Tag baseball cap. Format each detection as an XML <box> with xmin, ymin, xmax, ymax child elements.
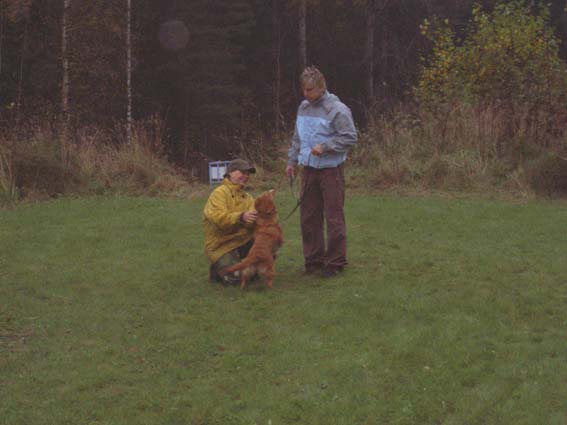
<box><xmin>224</xmin><ymin>159</ymin><xmax>256</xmax><ymax>177</ymax></box>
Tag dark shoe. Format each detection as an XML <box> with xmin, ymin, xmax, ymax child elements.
<box><xmin>210</xmin><ymin>264</ymin><xmax>241</xmax><ymax>285</ymax></box>
<box><xmin>209</xmin><ymin>265</ymin><xmax>222</xmax><ymax>283</ymax></box>
<box><xmin>221</xmin><ymin>274</ymin><xmax>241</xmax><ymax>285</ymax></box>
<box><xmin>322</xmin><ymin>266</ymin><xmax>343</xmax><ymax>278</ymax></box>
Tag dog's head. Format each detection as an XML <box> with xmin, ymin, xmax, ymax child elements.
<box><xmin>254</xmin><ymin>189</ymin><xmax>276</xmax><ymax>217</ymax></box>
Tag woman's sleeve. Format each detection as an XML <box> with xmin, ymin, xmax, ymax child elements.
<box><xmin>203</xmin><ymin>189</ymin><xmax>243</xmax><ymax>230</ymax></box>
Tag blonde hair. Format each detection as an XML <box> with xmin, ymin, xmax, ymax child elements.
<box><xmin>300</xmin><ymin>66</ymin><xmax>326</xmax><ymax>90</ymax></box>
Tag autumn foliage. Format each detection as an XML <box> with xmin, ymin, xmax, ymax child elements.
<box><xmin>415</xmin><ymin>1</ymin><xmax>567</xmax><ymax>157</ymax></box>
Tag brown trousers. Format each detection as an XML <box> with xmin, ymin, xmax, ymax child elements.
<box><xmin>300</xmin><ymin>165</ymin><xmax>347</xmax><ymax>270</ymax></box>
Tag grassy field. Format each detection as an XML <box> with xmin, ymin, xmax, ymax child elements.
<box><xmin>1</xmin><ymin>192</ymin><xmax>567</xmax><ymax>424</ymax></box>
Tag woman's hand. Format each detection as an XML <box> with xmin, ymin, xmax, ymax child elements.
<box><xmin>241</xmin><ymin>210</ymin><xmax>258</xmax><ymax>224</ymax></box>
<box><xmin>311</xmin><ymin>144</ymin><xmax>324</xmax><ymax>156</ymax></box>
<box><xmin>285</xmin><ymin>165</ymin><xmax>295</xmax><ymax>178</ymax></box>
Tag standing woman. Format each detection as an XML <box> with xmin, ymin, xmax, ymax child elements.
<box><xmin>285</xmin><ymin>66</ymin><xmax>358</xmax><ymax>278</ymax></box>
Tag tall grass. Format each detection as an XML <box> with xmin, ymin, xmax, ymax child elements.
<box><xmin>0</xmin><ymin>117</ymin><xmax>194</xmax><ymax>205</ymax></box>
<box><xmin>2</xmin><ymin>102</ymin><xmax>566</xmax><ymax>207</ymax></box>
<box><xmin>0</xmin><ymin>143</ymin><xmax>17</xmax><ymax>203</ymax></box>
<box><xmin>349</xmin><ymin>103</ymin><xmax>567</xmax><ymax>197</ymax></box>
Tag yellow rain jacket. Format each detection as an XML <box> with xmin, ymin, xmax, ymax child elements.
<box><xmin>203</xmin><ymin>178</ymin><xmax>255</xmax><ymax>263</ymax></box>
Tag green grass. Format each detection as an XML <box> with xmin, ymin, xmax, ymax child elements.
<box><xmin>1</xmin><ymin>193</ymin><xmax>567</xmax><ymax>424</ymax></box>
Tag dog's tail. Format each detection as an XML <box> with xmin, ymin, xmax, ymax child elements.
<box><xmin>219</xmin><ymin>256</ymin><xmax>255</xmax><ymax>276</ymax></box>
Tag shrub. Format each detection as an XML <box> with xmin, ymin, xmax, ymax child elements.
<box><xmin>526</xmin><ymin>152</ymin><xmax>567</xmax><ymax>197</ymax></box>
<box><xmin>13</xmin><ymin>138</ymin><xmax>74</xmax><ymax>197</ymax></box>
<box><xmin>416</xmin><ymin>1</ymin><xmax>567</xmax><ymax>157</ymax></box>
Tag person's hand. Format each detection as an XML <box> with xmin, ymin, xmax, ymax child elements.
<box><xmin>311</xmin><ymin>144</ymin><xmax>324</xmax><ymax>156</ymax></box>
<box><xmin>285</xmin><ymin>165</ymin><xmax>295</xmax><ymax>179</ymax></box>
<box><xmin>241</xmin><ymin>210</ymin><xmax>258</xmax><ymax>224</ymax></box>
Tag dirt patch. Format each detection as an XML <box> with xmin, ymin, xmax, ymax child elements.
<box><xmin>0</xmin><ymin>327</ymin><xmax>34</xmax><ymax>353</ymax></box>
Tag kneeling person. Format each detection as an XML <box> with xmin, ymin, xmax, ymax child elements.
<box><xmin>203</xmin><ymin>159</ymin><xmax>258</xmax><ymax>284</ymax></box>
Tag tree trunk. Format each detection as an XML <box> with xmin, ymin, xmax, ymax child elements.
<box><xmin>272</xmin><ymin>0</ymin><xmax>281</xmax><ymax>137</ymax></box>
<box><xmin>298</xmin><ymin>0</ymin><xmax>306</xmax><ymax>73</ymax></box>
<box><xmin>183</xmin><ymin>96</ymin><xmax>189</xmax><ymax>161</ymax></box>
<box><xmin>61</xmin><ymin>0</ymin><xmax>70</xmax><ymax>142</ymax></box>
<box><xmin>16</xmin><ymin>18</ymin><xmax>28</xmax><ymax>126</ymax></box>
<box><xmin>0</xmin><ymin>2</ymin><xmax>4</xmax><ymax>78</ymax></box>
<box><xmin>126</xmin><ymin>0</ymin><xmax>132</xmax><ymax>144</ymax></box>
<box><xmin>365</xmin><ymin>0</ymin><xmax>376</xmax><ymax>109</ymax></box>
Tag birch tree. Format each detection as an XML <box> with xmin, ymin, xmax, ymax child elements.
<box><xmin>272</xmin><ymin>0</ymin><xmax>282</xmax><ymax>136</ymax></box>
<box><xmin>126</xmin><ymin>0</ymin><xmax>132</xmax><ymax>144</ymax></box>
<box><xmin>61</xmin><ymin>0</ymin><xmax>70</xmax><ymax>142</ymax></box>
<box><xmin>365</xmin><ymin>0</ymin><xmax>376</xmax><ymax>106</ymax></box>
<box><xmin>0</xmin><ymin>2</ymin><xmax>4</xmax><ymax>78</ymax></box>
<box><xmin>364</xmin><ymin>0</ymin><xmax>389</xmax><ymax>110</ymax></box>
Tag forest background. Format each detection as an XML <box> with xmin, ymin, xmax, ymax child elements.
<box><xmin>1</xmin><ymin>0</ymin><xmax>567</xmax><ymax>203</ymax></box>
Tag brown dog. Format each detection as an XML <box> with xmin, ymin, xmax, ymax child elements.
<box><xmin>220</xmin><ymin>190</ymin><xmax>283</xmax><ymax>289</ymax></box>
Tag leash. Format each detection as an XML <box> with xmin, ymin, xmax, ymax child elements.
<box><xmin>282</xmin><ymin>174</ymin><xmax>302</xmax><ymax>221</ymax></box>
<box><xmin>282</xmin><ymin>152</ymin><xmax>319</xmax><ymax>222</ymax></box>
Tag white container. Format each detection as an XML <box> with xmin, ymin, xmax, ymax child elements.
<box><xmin>208</xmin><ymin>161</ymin><xmax>230</xmax><ymax>185</ymax></box>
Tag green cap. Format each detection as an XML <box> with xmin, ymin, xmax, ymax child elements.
<box><xmin>224</xmin><ymin>159</ymin><xmax>256</xmax><ymax>177</ymax></box>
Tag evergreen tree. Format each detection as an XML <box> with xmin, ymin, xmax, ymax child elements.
<box><xmin>161</xmin><ymin>0</ymin><xmax>254</xmax><ymax>159</ymax></box>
